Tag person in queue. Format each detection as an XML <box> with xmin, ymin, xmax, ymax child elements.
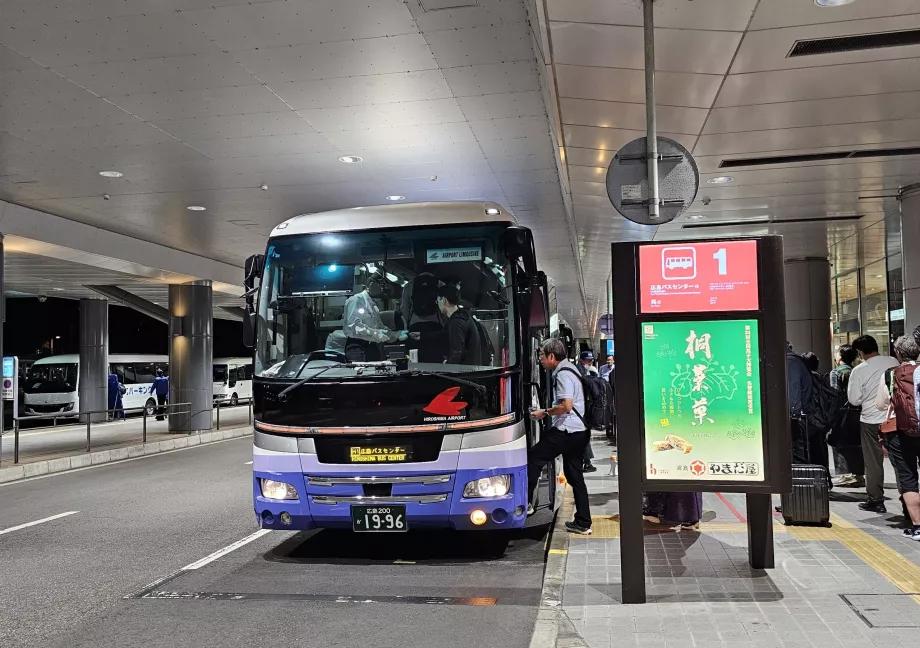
<box><xmin>579</xmin><ymin>350</ymin><xmax>599</xmax><ymax>376</ymax></box>
<box><xmin>828</xmin><ymin>344</ymin><xmax>865</xmax><ymax>488</ymax></box>
<box><xmin>527</xmin><ymin>338</ymin><xmax>592</xmax><ymax>535</ymax></box>
<box><xmin>436</xmin><ymin>283</ymin><xmax>482</xmax><ymax>365</ymax></box>
<box><xmin>599</xmin><ymin>355</ymin><xmax>614</xmax><ymax>381</ymax></box>
<box><xmin>848</xmin><ymin>334</ymin><xmax>899</xmax><ymax>513</ymax></box>
<box><xmin>786</xmin><ymin>342</ymin><xmax>814</xmax><ymax>464</ymax></box>
<box><xmin>874</xmin><ymin>334</ymin><xmax>920</xmax><ymax>540</ymax></box>
<box><xmin>577</xmin><ymin>350</ymin><xmax>598</xmax><ymax>473</ymax></box>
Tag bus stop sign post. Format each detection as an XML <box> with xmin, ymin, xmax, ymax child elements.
<box><xmin>612</xmin><ymin>236</ymin><xmax>791</xmax><ymax>605</ymax></box>
<box><xmin>2</xmin><ymin>356</ymin><xmax>18</xmax><ymax>463</ymax></box>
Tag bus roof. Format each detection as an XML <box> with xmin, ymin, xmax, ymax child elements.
<box><xmin>270</xmin><ymin>201</ymin><xmax>513</xmax><ymax>238</ymax></box>
<box><xmin>32</xmin><ymin>354</ymin><xmax>169</xmax><ymax>366</ymax></box>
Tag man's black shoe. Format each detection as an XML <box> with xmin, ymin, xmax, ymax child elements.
<box><xmin>583</xmin><ymin>463</ymin><xmax>598</xmax><ymax>473</ymax></box>
<box><xmin>858</xmin><ymin>499</ymin><xmax>887</xmax><ymax>514</ymax></box>
<box><xmin>565</xmin><ymin>521</ymin><xmax>592</xmax><ymax>535</ymax></box>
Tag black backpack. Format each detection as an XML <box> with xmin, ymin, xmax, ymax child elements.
<box><xmin>558</xmin><ymin>366</ymin><xmax>608</xmax><ymax>430</ymax></box>
<box><xmin>471</xmin><ymin>315</ymin><xmax>495</xmax><ymax>366</ymax></box>
<box><xmin>806</xmin><ymin>370</ymin><xmax>838</xmax><ymax>432</ymax></box>
<box><xmin>410</xmin><ymin>273</ymin><xmax>440</xmax><ymax>319</ymax></box>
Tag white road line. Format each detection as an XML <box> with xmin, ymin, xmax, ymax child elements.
<box><xmin>181</xmin><ymin>529</ymin><xmax>271</xmax><ymax>570</ymax></box>
<box><xmin>0</xmin><ymin>511</ymin><xmax>79</xmax><ymax>536</ymax></box>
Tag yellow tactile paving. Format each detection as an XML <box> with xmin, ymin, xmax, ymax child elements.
<box><xmin>565</xmin><ymin>486</ymin><xmax>920</xmax><ymax>605</ymax></box>
<box><xmin>582</xmin><ymin>515</ymin><xmax>790</xmax><ymax>539</ymax></box>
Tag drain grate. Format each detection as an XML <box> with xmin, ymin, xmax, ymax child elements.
<box><xmin>840</xmin><ymin>594</ymin><xmax>920</xmax><ymax>628</ymax></box>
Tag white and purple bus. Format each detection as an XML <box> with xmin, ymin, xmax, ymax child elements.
<box><xmin>243</xmin><ymin>202</ymin><xmax>564</xmax><ymax>533</ymax></box>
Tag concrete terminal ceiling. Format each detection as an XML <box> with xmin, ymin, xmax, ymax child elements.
<box><xmin>0</xmin><ymin>0</ymin><xmax>919</xmax><ymax>336</ymax></box>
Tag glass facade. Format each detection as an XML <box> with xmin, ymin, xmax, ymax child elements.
<box><xmin>828</xmin><ymin>209</ymin><xmax>902</xmax><ymax>356</ymax></box>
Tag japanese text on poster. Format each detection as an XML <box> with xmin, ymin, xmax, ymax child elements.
<box><xmin>641</xmin><ymin>319</ymin><xmax>764</xmax><ymax>482</ymax></box>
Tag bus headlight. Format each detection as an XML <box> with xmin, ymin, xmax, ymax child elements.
<box><xmin>463</xmin><ymin>475</ymin><xmax>511</xmax><ymax>498</ymax></box>
<box><xmin>260</xmin><ymin>479</ymin><xmax>298</xmax><ymax>500</ymax></box>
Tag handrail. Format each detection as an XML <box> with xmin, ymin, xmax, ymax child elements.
<box><xmin>213</xmin><ymin>397</ymin><xmax>254</xmax><ymax>430</ymax></box>
<box><xmin>5</xmin><ymin>402</ymin><xmax>192</xmax><ymax>465</ymax></box>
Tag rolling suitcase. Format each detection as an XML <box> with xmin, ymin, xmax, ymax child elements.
<box><xmin>781</xmin><ymin>464</ymin><xmax>831</xmax><ymax>527</ymax></box>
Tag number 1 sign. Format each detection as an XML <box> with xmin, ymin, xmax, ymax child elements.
<box><xmin>639</xmin><ymin>240</ymin><xmax>759</xmax><ymax>313</ymax></box>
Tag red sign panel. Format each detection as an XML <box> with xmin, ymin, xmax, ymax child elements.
<box><xmin>639</xmin><ymin>240</ymin><xmax>759</xmax><ymax>313</ymax></box>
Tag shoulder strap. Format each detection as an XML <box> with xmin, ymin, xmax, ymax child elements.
<box><xmin>555</xmin><ymin>366</ymin><xmax>588</xmax><ymax>426</ymax></box>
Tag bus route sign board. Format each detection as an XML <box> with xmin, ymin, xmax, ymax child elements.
<box><xmin>612</xmin><ymin>236</ymin><xmax>790</xmax><ymax>601</ymax></box>
<box><xmin>640</xmin><ymin>319</ymin><xmax>763</xmax><ymax>482</ymax></box>
<box><xmin>639</xmin><ymin>240</ymin><xmax>759</xmax><ymax>313</ymax></box>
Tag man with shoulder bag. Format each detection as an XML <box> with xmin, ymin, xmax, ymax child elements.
<box><xmin>527</xmin><ymin>338</ymin><xmax>593</xmax><ymax>535</ymax></box>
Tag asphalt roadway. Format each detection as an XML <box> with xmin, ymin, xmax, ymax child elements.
<box><xmin>0</xmin><ymin>436</ymin><xmax>552</xmax><ymax>648</ymax></box>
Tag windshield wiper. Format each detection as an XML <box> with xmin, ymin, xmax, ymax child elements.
<box><xmin>397</xmin><ymin>370</ymin><xmax>487</xmax><ymax>396</ymax></box>
<box><xmin>278</xmin><ymin>365</ymin><xmax>344</xmax><ymax>401</ymax></box>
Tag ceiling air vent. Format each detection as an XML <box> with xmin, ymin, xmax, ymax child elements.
<box><xmin>788</xmin><ymin>28</ymin><xmax>920</xmax><ymax>57</ymax></box>
<box><xmin>682</xmin><ymin>215</ymin><xmax>863</xmax><ymax>230</ymax></box>
<box><xmin>719</xmin><ymin>146</ymin><xmax>920</xmax><ymax>169</ymax></box>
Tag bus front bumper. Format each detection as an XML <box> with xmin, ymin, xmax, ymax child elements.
<box><xmin>253</xmin><ymin>466</ymin><xmax>529</xmax><ymax>532</ymax></box>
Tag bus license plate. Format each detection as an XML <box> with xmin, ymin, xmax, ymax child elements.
<box><xmin>351</xmin><ymin>505</ymin><xmax>407</xmax><ymax>532</ymax></box>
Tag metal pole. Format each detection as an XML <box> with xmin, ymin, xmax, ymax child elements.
<box><xmin>248</xmin><ymin>399</ymin><xmax>252</xmax><ymax>425</ymax></box>
<box><xmin>643</xmin><ymin>0</ymin><xmax>659</xmax><ymax>220</ymax></box>
<box><xmin>216</xmin><ymin>402</ymin><xmax>220</xmax><ymax>430</ymax></box>
<box><xmin>143</xmin><ymin>409</ymin><xmax>147</xmax><ymax>443</ymax></box>
<box><xmin>86</xmin><ymin>415</ymin><xmax>91</xmax><ymax>453</ymax></box>
<box><xmin>14</xmin><ymin>419</ymin><xmax>19</xmax><ymax>464</ymax></box>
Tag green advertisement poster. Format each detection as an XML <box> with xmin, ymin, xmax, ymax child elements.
<box><xmin>640</xmin><ymin>319</ymin><xmax>764</xmax><ymax>482</ymax></box>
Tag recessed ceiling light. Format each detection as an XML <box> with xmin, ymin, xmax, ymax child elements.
<box><xmin>485</xmin><ymin>207</ymin><xmax>501</xmax><ymax>216</ymax></box>
<box><xmin>52</xmin><ymin>287</ymin><xmax>65</xmax><ymax>291</ymax></box>
<box><xmin>339</xmin><ymin>155</ymin><xmax>363</xmax><ymax>164</ymax></box>
<box><xmin>187</xmin><ymin>205</ymin><xmax>207</xmax><ymax>211</ymax></box>
<box><xmin>815</xmin><ymin>0</ymin><xmax>858</xmax><ymax>7</ymax></box>
<box><xmin>707</xmin><ymin>176</ymin><xmax>734</xmax><ymax>184</ymax></box>
<box><xmin>98</xmin><ymin>170</ymin><xmax>123</xmax><ymax>178</ymax></box>
<box><xmin>686</xmin><ymin>214</ymin><xmax>705</xmax><ymax>220</ymax></box>
<box><xmin>386</xmin><ymin>195</ymin><xmax>405</xmax><ymax>201</ymax></box>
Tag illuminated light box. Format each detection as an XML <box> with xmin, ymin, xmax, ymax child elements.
<box><xmin>639</xmin><ymin>240</ymin><xmax>759</xmax><ymax>313</ymax></box>
<box><xmin>640</xmin><ymin>319</ymin><xmax>764</xmax><ymax>482</ymax></box>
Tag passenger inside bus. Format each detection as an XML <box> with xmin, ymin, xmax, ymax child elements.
<box><xmin>436</xmin><ymin>283</ymin><xmax>483</xmax><ymax>366</ymax></box>
<box><xmin>342</xmin><ymin>275</ymin><xmax>408</xmax><ymax>362</ymax></box>
<box><xmin>257</xmin><ymin>227</ymin><xmax>509</xmax><ymax>377</ymax></box>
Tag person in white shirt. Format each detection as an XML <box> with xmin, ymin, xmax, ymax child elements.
<box><xmin>527</xmin><ymin>338</ymin><xmax>592</xmax><ymax>535</ymax></box>
<box><xmin>848</xmin><ymin>334</ymin><xmax>899</xmax><ymax>512</ymax></box>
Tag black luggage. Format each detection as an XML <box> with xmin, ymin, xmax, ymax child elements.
<box><xmin>781</xmin><ymin>464</ymin><xmax>831</xmax><ymax>527</ymax></box>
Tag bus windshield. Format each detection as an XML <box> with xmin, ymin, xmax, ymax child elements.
<box><xmin>255</xmin><ymin>223</ymin><xmax>515</xmax><ymax>378</ymax></box>
<box><xmin>24</xmin><ymin>363</ymin><xmax>78</xmax><ymax>394</ymax></box>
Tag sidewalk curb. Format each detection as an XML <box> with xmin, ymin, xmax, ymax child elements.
<box><xmin>0</xmin><ymin>426</ymin><xmax>252</xmax><ymax>484</ymax></box>
<box><xmin>529</xmin><ymin>485</ymin><xmax>589</xmax><ymax>648</ymax></box>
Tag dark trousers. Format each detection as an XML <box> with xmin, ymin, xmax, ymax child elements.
<box><xmin>156</xmin><ymin>394</ymin><xmax>167</xmax><ymax>421</ymax></box>
<box><xmin>527</xmin><ymin>428</ymin><xmax>591</xmax><ymax>528</ymax></box>
<box><xmin>861</xmin><ymin>422</ymin><xmax>885</xmax><ymax>501</ymax></box>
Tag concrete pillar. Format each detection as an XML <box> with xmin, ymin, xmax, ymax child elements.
<box><xmin>79</xmin><ymin>298</ymin><xmax>108</xmax><ymax>423</ymax></box>
<box><xmin>784</xmin><ymin>257</ymin><xmax>833</xmax><ymax>372</ymax></box>
<box><xmin>900</xmin><ymin>184</ymin><xmax>920</xmax><ymax>333</ymax></box>
<box><xmin>168</xmin><ymin>281</ymin><xmax>212</xmax><ymax>432</ymax></box>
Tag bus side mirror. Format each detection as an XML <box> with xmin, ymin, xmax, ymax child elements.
<box><xmin>501</xmin><ymin>227</ymin><xmax>537</xmax><ymax>277</ymax></box>
<box><xmin>528</xmin><ymin>286</ymin><xmax>549</xmax><ymax>331</ymax></box>
<box><xmin>243</xmin><ymin>312</ymin><xmax>255</xmax><ymax>348</ymax></box>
